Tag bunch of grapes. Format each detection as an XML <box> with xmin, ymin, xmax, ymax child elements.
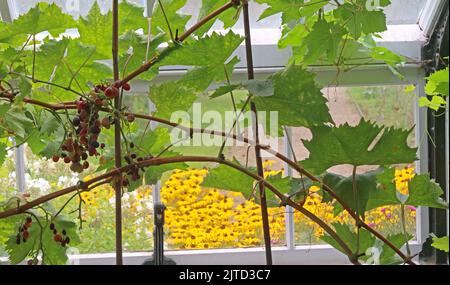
<box><xmin>16</xmin><ymin>216</ymin><xmax>33</xmax><ymax>245</ymax></box>
<box><xmin>51</xmin><ymin>82</ymin><xmax>131</xmax><ymax>174</ymax></box>
<box><xmin>121</xmin><ymin>142</ymin><xmax>151</xmax><ymax>187</ymax></box>
<box><xmin>50</xmin><ymin>223</ymin><xmax>71</xmax><ymax>248</ymax></box>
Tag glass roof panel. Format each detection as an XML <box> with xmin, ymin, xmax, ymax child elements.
<box><xmin>10</xmin><ymin>0</ymin><xmax>427</xmax><ymax>26</ymax></box>
<box><xmin>384</xmin><ymin>0</ymin><xmax>426</xmax><ymax>25</ymax></box>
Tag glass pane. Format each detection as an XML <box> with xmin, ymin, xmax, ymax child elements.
<box><xmin>385</xmin><ymin>0</ymin><xmax>426</xmax><ymax>25</ymax></box>
<box><xmin>162</xmin><ymin>168</ymin><xmax>286</xmax><ymax>250</ymax></box>
<box><xmin>164</xmin><ymin>91</ymin><xmax>287</xmax><ymax>250</ymax></box>
<box><xmin>292</xmin><ymin>85</ymin><xmax>417</xmax><ymax>246</ymax></box>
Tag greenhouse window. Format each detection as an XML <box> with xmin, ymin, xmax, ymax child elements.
<box><xmin>0</xmin><ymin>0</ymin><xmax>448</xmax><ymax>266</ymax></box>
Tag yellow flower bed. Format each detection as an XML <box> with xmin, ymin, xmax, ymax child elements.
<box><xmin>79</xmin><ymin>163</ymin><xmax>416</xmax><ymax>250</ymax></box>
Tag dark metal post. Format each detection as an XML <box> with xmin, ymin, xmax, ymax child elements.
<box><xmin>242</xmin><ymin>0</ymin><xmax>273</xmax><ymax>265</ymax></box>
<box><xmin>154</xmin><ymin>202</ymin><xmax>166</xmax><ymax>265</ymax></box>
<box><xmin>421</xmin><ymin>0</ymin><xmax>449</xmax><ymax>265</ymax></box>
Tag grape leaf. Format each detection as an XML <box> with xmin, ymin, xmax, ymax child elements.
<box><xmin>194</xmin><ymin>0</ymin><xmax>241</xmax><ymax>36</ymax></box>
<box><xmin>322</xmin><ymin>223</ymin><xmax>411</xmax><ymax>265</ymax></box>
<box><xmin>77</xmin><ymin>2</ymin><xmax>112</xmax><ymax>59</ymax></box>
<box><xmin>178</xmin><ymin>56</ymin><xmax>240</xmax><ymax>91</ymax></box>
<box><xmin>252</xmin><ymin>65</ymin><xmax>332</xmax><ymax>135</ymax></box>
<box><xmin>210</xmin><ymin>79</ymin><xmax>274</xmax><ymax>99</ymax></box>
<box><xmin>255</xmin><ymin>0</ymin><xmax>325</xmax><ymax>24</ymax></box>
<box><xmin>77</xmin><ymin>1</ymin><xmax>148</xmax><ymax>59</ymax></box>
<box><xmin>425</xmin><ymin>67</ymin><xmax>449</xmax><ymax>97</ymax></box>
<box><xmin>333</xmin><ymin>1</ymin><xmax>389</xmax><ymax>39</ymax></box>
<box><xmin>298</xmin><ymin>19</ymin><xmax>347</xmax><ymax>66</ymax></box>
<box><xmin>323</xmin><ymin>170</ymin><xmax>380</xmax><ymax>215</ymax></box>
<box><xmin>118</xmin><ymin>31</ymin><xmax>166</xmax><ymax>80</ymax></box>
<box><xmin>3</xmin><ymin>108</ymin><xmax>34</xmax><ymax>139</ymax></box>
<box><xmin>157</xmin><ymin>31</ymin><xmax>243</xmax><ymax>68</ymax></box>
<box><xmin>5</xmin><ymin>221</ymin><xmax>39</xmax><ymax>265</ymax></box>
<box><xmin>203</xmin><ymin>159</ymin><xmax>255</xmax><ymax>195</ymax></box>
<box><xmin>301</xmin><ymin>119</ymin><xmax>418</xmax><ymax>174</ymax></box>
<box><xmin>407</xmin><ymin>174</ymin><xmax>448</xmax><ymax>209</ymax></box>
<box><xmin>156</xmin><ymin>31</ymin><xmax>243</xmax><ymax>91</ymax></box>
<box><xmin>149</xmin><ymin>80</ymin><xmax>197</xmax><ymax>120</ymax></box>
<box><xmin>379</xmin><ymin>233</ymin><xmax>413</xmax><ymax>265</ymax></box>
<box><xmin>368</xmin><ymin>167</ymin><xmax>401</xmax><ymax>209</ymax></box>
<box><xmin>41</xmin><ymin>216</ymin><xmax>80</xmax><ymax>265</ymax></box>
<box><xmin>321</xmin><ymin>223</ymin><xmax>375</xmax><ymax>260</ymax></box>
<box><xmin>432</xmin><ymin>236</ymin><xmax>449</xmax><ymax>253</ymax></box>
<box><xmin>375</xmin><ymin>168</ymin><xmax>448</xmax><ymax>209</ymax></box>
<box><xmin>265</xmin><ymin>173</ymin><xmax>311</xmax><ymax>207</ymax></box>
<box><xmin>152</xmin><ymin>0</ymin><xmax>191</xmax><ymax>42</ymax></box>
<box><xmin>0</xmin><ymin>3</ymin><xmax>76</xmax><ymax>44</ymax></box>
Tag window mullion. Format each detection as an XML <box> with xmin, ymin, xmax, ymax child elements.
<box><xmin>283</xmin><ymin>127</ymin><xmax>295</xmax><ymax>250</ymax></box>
<box><xmin>14</xmin><ymin>144</ymin><xmax>26</xmax><ymax>193</ymax></box>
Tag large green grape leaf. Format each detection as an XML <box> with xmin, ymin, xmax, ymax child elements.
<box><xmin>323</xmin><ymin>170</ymin><xmax>381</xmax><ymax>215</ymax></box>
<box><xmin>156</xmin><ymin>32</ymin><xmax>243</xmax><ymax>91</ymax></box>
<box><xmin>333</xmin><ymin>0</ymin><xmax>390</xmax><ymax>39</ymax></box>
<box><xmin>77</xmin><ymin>2</ymin><xmax>112</xmax><ymax>59</ymax></box>
<box><xmin>203</xmin><ymin>159</ymin><xmax>255</xmax><ymax>195</ymax></box>
<box><xmin>375</xmin><ymin>168</ymin><xmax>448</xmax><ymax>209</ymax></box>
<box><xmin>5</xmin><ymin>220</ymin><xmax>39</xmax><ymax>265</ymax></box>
<box><xmin>367</xmin><ymin>168</ymin><xmax>401</xmax><ymax>209</ymax></box>
<box><xmin>152</xmin><ymin>0</ymin><xmax>191</xmax><ymax>42</ymax></box>
<box><xmin>432</xmin><ymin>236</ymin><xmax>449</xmax><ymax>253</ymax></box>
<box><xmin>407</xmin><ymin>174</ymin><xmax>448</xmax><ymax>209</ymax></box>
<box><xmin>210</xmin><ymin>79</ymin><xmax>274</xmax><ymax>99</ymax></box>
<box><xmin>378</xmin><ymin>233</ymin><xmax>413</xmax><ymax>265</ymax></box>
<box><xmin>252</xmin><ymin>65</ymin><xmax>332</xmax><ymax>135</ymax></box>
<box><xmin>0</xmin><ymin>3</ymin><xmax>76</xmax><ymax>44</ymax></box>
<box><xmin>321</xmin><ymin>223</ymin><xmax>411</xmax><ymax>265</ymax></box>
<box><xmin>194</xmin><ymin>0</ymin><xmax>241</xmax><ymax>36</ymax></box>
<box><xmin>77</xmin><ymin>1</ymin><xmax>148</xmax><ymax>59</ymax></box>
<box><xmin>5</xmin><ymin>214</ymin><xmax>80</xmax><ymax>265</ymax></box>
<box><xmin>157</xmin><ymin>31</ymin><xmax>243</xmax><ymax>67</ymax></box>
<box><xmin>145</xmin><ymin>159</ymin><xmax>189</xmax><ymax>185</ymax></box>
<box><xmin>119</xmin><ymin>31</ymin><xmax>166</xmax><ymax>80</ymax></box>
<box><xmin>178</xmin><ymin>56</ymin><xmax>240</xmax><ymax>92</ymax></box>
<box><xmin>2</xmin><ymin>107</ymin><xmax>34</xmax><ymax>140</ymax></box>
<box><xmin>321</xmin><ymin>223</ymin><xmax>375</xmax><ymax>260</ymax></box>
<box><xmin>264</xmin><ymin>173</ymin><xmax>311</xmax><ymax>207</ymax></box>
<box><xmin>32</xmin><ymin>38</ymin><xmax>70</xmax><ymax>81</ymax></box>
<box><xmin>297</xmin><ymin>19</ymin><xmax>347</xmax><ymax>66</ymax></box>
<box><xmin>301</xmin><ymin>119</ymin><xmax>418</xmax><ymax>174</ymax></box>
<box><xmin>137</xmin><ymin>127</ymin><xmax>173</xmax><ymax>155</ymax></box>
<box><xmin>119</xmin><ymin>0</ymin><xmax>148</xmax><ymax>34</ymax></box>
<box><xmin>149</xmin><ymin>80</ymin><xmax>197</xmax><ymax>120</ymax></box>
<box><xmin>134</xmin><ymin>127</ymin><xmax>189</xmax><ymax>185</ymax></box>
<box><xmin>30</xmin><ymin>38</ymin><xmax>108</xmax><ymax>100</ymax></box>
<box><xmin>255</xmin><ymin>0</ymin><xmax>326</xmax><ymax>24</ymax></box>
<box><xmin>278</xmin><ymin>23</ymin><xmax>308</xmax><ymax>49</ymax></box>
<box><xmin>425</xmin><ymin>67</ymin><xmax>449</xmax><ymax>97</ymax></box>
<box><xmin>41</xmin><ymin>216</ymin><xmax>80</xmax><ymax>265</ymax></box>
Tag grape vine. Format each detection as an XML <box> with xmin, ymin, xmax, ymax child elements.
<box><xmin>0</xmin><ymin>0</ymin><xmax>448</xmax><ymax>265</ymax></box>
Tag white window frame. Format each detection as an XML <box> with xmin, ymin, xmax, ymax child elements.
<box><xmin>0</xmin><ymin>0</ymin><xmax>446</xmax><ymax>265</ymax></box>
